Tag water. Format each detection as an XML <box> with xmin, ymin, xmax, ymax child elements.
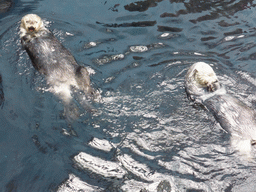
<box><xmin>1</xmin><ymin>0</ymin><xmax>256</xmax><ymax>191</ymax></box>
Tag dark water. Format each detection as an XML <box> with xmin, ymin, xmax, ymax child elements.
<box><xmin>1</xmin><ymin>0</ymin><xmax>256</xmax><ymax>191</ymax></box>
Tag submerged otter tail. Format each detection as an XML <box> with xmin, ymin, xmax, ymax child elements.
<box><xmin>54</xmin><ymin>86</ymin><xmax>80</xmax><ymax>122</ymax></box>
<box><xmin>63</xmin><ymin>93</ymin><xmax>96</xmax><ymax>122</ymax></box>
<box><xmin>71</xmin><ymin>89</ymin><xmax>97</xmax><ymax>114</ymax></box>
<box><xmin>63</xmin><ymin>101</ymin><xmax>81</xmax><ymax>122</ymax></box>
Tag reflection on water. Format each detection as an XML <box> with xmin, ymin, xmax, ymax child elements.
<box><xmin>1</xmin><ymin>0</ymin><xmax>256</xmax><ymax>191</ymax></box>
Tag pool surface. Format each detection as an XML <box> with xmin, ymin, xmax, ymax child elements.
<box><xmin>1</xmin><ymin>0</ymin><xmax>256</xmax><ymax>191</ymax></box>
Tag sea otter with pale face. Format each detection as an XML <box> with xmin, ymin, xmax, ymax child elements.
<box><xmin>20</xmin><ymin>14</ymin><xmax>96</xmax><ymax>121</ymax></box>
<box><xmin>185</xmin><ymin>62</ymin><xmax>256</xmax><ymax>156</ymax></box>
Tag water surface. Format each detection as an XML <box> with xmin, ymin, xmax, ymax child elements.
<box><xmin>1</xmin><ymin>0</ymin><xmax>256</xmax><ymax>191</ymax></box>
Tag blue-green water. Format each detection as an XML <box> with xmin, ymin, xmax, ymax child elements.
<box><xmin>1</xmin><ymin>0</ymin><xmax>256</xmax><ymax>191</ymax></box>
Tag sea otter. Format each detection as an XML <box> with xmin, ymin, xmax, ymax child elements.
<box><xmin>185</xmin><ymin>62</ymin><xmax>256</xmax><ymax>155</ymax></box>
<box><xmin>20</xmin><ymin>14</ymin><xmax>96</xmax><ymax>121</ymax></box>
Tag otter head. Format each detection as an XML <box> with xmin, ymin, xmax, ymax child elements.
<box><xmin>185</xmin><ymin>62</ymin><xmax>220</xmax><ymax>99</ymax></box>
<box><xmin>20</xmin><ymin>14</ymin><xmax>45</xmax><ymax>37</ymax></box>
<box><xmin>192</xmin><ymin>62</ymin><xmax>220</xmax><ymax>92</ymax></box>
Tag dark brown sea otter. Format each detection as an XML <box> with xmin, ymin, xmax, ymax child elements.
<box><xmin>20</xmin><ymin>14</ymin><xmax>97</xmax><ymax>121</ymax></box>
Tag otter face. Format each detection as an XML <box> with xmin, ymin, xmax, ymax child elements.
<box><xmin>20</xmin><ymin>14</ymin><xmax>44</xmax><ymax>37</ymax></box>
<box><xmin>186</xmin><ymin>62</ymin><xmax>220</xmax><ymax>95</ymax></box>
<box><xmin>193</xmin><ymin>62</ymin><xmax>220</xmax><ymax>92</ymax></box>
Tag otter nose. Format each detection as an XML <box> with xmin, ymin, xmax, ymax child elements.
<box><xmin>28</xmin><ymin>26</ymin><xmax>35</xmax><ymax>32</ymax></box>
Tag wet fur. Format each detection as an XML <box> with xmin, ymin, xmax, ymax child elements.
<box><xmin>185</xmin><ymin>62</ymin><xmax>256</xmax><ymax>156</ymax></box>
<box><xmin>20</xmin><ymin>14</ymin><xmax>95</xmax><ymax>121</ymax></box>
<box><xmin>185</xmin><ymin>62</ymin><xmax>220</xmax><ymax>101</ymax></box>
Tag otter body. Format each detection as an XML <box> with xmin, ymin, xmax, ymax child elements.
<box><xmin>21</xmin><ymin>30</ymin><xmax>92</xmax><ymax>94</ymax></box>
<box><xmin>203</xmin><ymin>94</ymin><xmax>256</xmax><ymax>141</ymax></box>
<box><xmin>22</xmin><ymin>30</ymin><xmax>78</xmax><ymax>75</ymax></box>
<box><xmin>185</xmin><ymin>62</ymin><xmax>256</xmax><ymax>155</ymax></box>
<box><xmin>20</xmin><ymin>14</ymin><xmax>95</xmax><ymax>120</ymax></box>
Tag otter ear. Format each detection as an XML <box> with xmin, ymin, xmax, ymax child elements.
<box><xmin>192</xmin><ymin>69</ymin><xmax>198</xmax><ymax>78</ymax></box>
